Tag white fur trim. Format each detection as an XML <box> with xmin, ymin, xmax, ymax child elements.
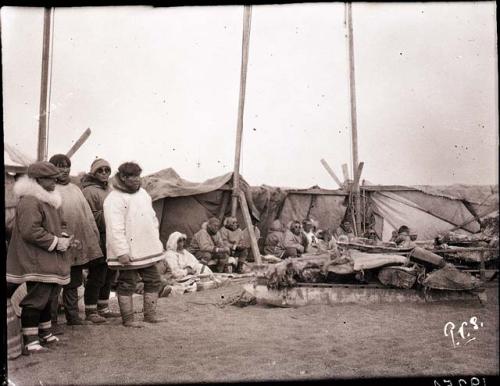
<box><xmin>13</xmin><ymin>175</ymin><xmax>62</xmax><ymax>209</ymax></box>
<box><xmin>166</xmin><ymin>231</ymin><xmax>187</xmax><ymax>252</ymax></box>
<box><xmin>48</xmin><ymin>236</ymin><xmax>58</xmax><ymax>252</ymax></box>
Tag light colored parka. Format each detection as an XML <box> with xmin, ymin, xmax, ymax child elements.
<box><xmin>103</xmin><ymin>183</ymin><xmax>164</xmax><ymax>269</ymax></box>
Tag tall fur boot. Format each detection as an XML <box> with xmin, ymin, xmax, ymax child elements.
<box><xmin>143</xmin><ymin>292</ymin><xmax>167</xmax><ymax>323</ymax></box>
<box><xmin>117</xmin><ymin>295</ymin><xmax>143</xmax><ymax>328</ymax></box>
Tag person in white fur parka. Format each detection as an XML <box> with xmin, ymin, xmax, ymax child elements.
<box><xmin>103</xmin><ymin>162</ymin><xmax>166</xmax><ymax>327</ymax></box>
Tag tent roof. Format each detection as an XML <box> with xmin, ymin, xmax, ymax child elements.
<box><xmin>142</xmin><ymin>168</ymin><xmax>234</xmax><ymax>202</ymax></box>
<box><xmin>4</xmin><ymin>143</ymin><xmax>33</xmax><ymax>173</ymax></box>
<box><xmin>361</xmin><ymin>183</ymin><xmax>498</xmax><ymax>205</ymax></box>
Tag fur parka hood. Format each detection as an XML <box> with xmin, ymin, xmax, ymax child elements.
<box><xmin>14</xmin><ymin>175</ymin><xmax>62</xmax><ymax>209</ymax></box>
<box><xmin>166</xmin><ymin>231</ymin><xmax>187</xmax><ymax>252</ymax></box>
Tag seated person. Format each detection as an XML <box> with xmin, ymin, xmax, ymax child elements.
<box><xmin>394</xmin><ymin>225</ymin><xmax>416</xmax><ymax>248</ymax></box>
<box><xmin>335</xmin><ymin>220</ymin><xmax>355</xmax><ymax>240</ymax></box>
<box><xmin>219</xmin><ymin>216</ymin><xmax>247</xmax><ymax>272</ymax></box>
<box><xmin>363</xmin><ymin>229</ymin><xmax>380</xmax><ymax>245</ymax></box>
<box><xmin>316</xmin><ymin>229</ymin><xmax>340</xmax><ymax>256</ymax></box>
<box><xmin>188</xmin><ymin>217</ymin><xmax>232</xmax><ymax>273</ymax></box>
<box><xmin>264</xmin><ymin>220</ymin><xmax>286</xmax><ymax>258</ymax></box>
<box><xmin>388</xmin><ymin>230</ymin><xmax>399</xmax><ymax>243</ymax></box>
<box><xmin>157</xmin><ymin>232</ymin><xmax>213</xmax><ymax>296</ymax></box>
<box><xmin>283</xmin><ymin>220</ymin><xmax>305</xmax><ymax>258</ymax></box>
<box><xmin>302</xmin><ymin>218</ymin><xmax>319</xmax><ymax>252</ymax></box>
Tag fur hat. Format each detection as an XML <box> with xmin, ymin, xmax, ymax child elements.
<box><xmin>27</xmin><ymin>161</ymin><xmax>60</xmax><ymax>179</ymax></box>
<box><xmin>90</xmin><ymin>158</ymin><xmax>111</xmax><ymax>174</ymax></box>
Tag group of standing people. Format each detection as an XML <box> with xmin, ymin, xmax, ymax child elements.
<box><xmin>6</xmin><ymin>156</ymin><xmax>167</xmax><ymax>354</ymax></box>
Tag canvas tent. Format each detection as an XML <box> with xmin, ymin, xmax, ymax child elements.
<box><xmin>142</xmin><ymin>168</ymin><xmax>349</xmax><ymax>248</ymax></box>
<box><xmin>142</xmin><ymin>169</ymin><xmax>498</xmax><ymax>249</ymax></box>
<box><xmin>362</xmin><ymin>184</ymin><xmax>499</xmax><ymax>241</ymax></box>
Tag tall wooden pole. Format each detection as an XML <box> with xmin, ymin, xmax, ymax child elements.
<box><xmin>37</xmin><ymin>8</ymin><xmax>52</xmax><ymax>161</ymax></box>
<box><xmin>346</xmin><ymin>3</ymin><xmax>361</xmax><ymax>235</ymax></box>
<box><xmin>231</xmin><ymin>5</ymin><xmax>252</xmax><ymax>217</ymax></box>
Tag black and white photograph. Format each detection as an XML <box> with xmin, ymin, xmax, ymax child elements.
<box><xmin>2</xmin><ymin>2</ymin><xmax>499</xmax><ymax>385</ymax></box>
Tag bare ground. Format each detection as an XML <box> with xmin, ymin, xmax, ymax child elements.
<box><xmin>7</xmin><ymin>280</ymin><xmax>499</xmax><ymax>385</ymax></box>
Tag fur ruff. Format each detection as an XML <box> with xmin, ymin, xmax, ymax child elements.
<box><xmin>166</xmin><ymin>231</ymin><xmax>187</xmax><ymax>252</ymax></box>
<box><xmin>13</xmin><ymin>175</ymin><xmax>62</xmax><ymax>209</ymax></box>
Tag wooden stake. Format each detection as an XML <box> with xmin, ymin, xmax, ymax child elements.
<box><xmin>352</xmin><ymin>162</ymin><xmax>364</xmax><ymax>234</ymax></box>
<box><xmin>231</xmin><ymin>5</ymin><xmax>252</xmax><ymax>216</ymax></box>
<box><xmin>66</xmin><ymin>128</ymin><xmax>91</xmax><ymax>159</ymax></box>
<box><xmin>37</xmin><ymin>8</ymin><xmax>52</xmax><ymax>161</ymax></box>
<box><xmin>320</xmin><ymin>159</ymin><xmax>343</xmax><ymax>188</ymax></box>
<box><xmin>238</xmin><ymin>190</ymin><xmax>261</xmax><ymax>264</ymax></box>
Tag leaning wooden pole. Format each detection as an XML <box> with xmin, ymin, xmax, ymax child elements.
<box><xmin>37</xmin><ymin>8</ymin><xmax>52</xmax><ymax>161</ymax></box>
<box><xmin>238</xmin><ymin>191</ymin><xmax>261</xmax><ymax>264</ymax></box>
<box><xmin>231</xmin><ymin>5</ymin><xmax>252</xmax><ymax>217</ymax></box>
<box><xmin>346</xmin><ymin>3</ymin><xmax>362</xmax><ymax>235</ymax></box>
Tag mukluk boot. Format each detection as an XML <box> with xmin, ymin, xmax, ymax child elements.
<box><xmin>23</xmin><ymin>327</ymin><xmax>49</xmax><ymax>354</ymax></box>
<box><xmin>85</xmin><ymin>305</ymin><xmax>107</xmax><ymax>324</ymax></box>
<box><xmin>38</xmin><ymin>321</ymin><xmax>59</xmax><ymax>346</ymax></box>
<box><xmin>97</xmin><ymin>300</ymin><xmax>121</xmax><ymax>318</ymax></box>
<box><xmin>117</xmin><ymin>295</ymin><xmax>143</xmax><ymax>328</ymax></box>
<box><xmin>143</xmin><ymin>292</ymin><xmax>167</xmax><ymax>323</ymax></box>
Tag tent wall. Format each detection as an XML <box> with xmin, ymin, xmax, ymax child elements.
<box><xmin>154</xmin><ymin>188</ymin><xmax>348</xmax><ymax>251</ymax></box>
<box><xmin>369</xmin><ymin>190</ymin><xmax>485</xmax><ymax>241</ymax></box>
<box><xmin>156</xmin><ymin>191</ymin><xmax>224</xmax><ymax>245</ymax></box>
<box><xmin>278</xmin><ymin>194</ymin><xmax>346</xmax><ymax>233</ymax></box>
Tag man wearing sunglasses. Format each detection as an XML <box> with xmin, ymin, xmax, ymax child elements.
<box><xmin>81</xmin><ymin>159</ymin><xmax>121</xmax><ymax>319</ymax></box>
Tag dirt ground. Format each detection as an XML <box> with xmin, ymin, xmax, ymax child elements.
<box><xmin>7</xmin><ymin>279</ymin><xmax>499</xmax><ymax>385</ymax></box>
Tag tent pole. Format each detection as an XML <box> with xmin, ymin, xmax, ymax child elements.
<box><xmin>346</xmin><ymin>2</ymin><xmax>361</xmax><ymax>235</ymax></box>
<box><xmin>238</xmin><ymin>191</ymin><xmax>261</xmax><ymax>264</ymax></box>
<box><xmin>320</xmin><ymin>159</ymin><xmax>343</xmax><ymax>188</ymax></box>
<box><xmin>66</xmin><ymin>128</ymin><xmax>91</xmax><ymax>158</ymax></box>
<box><xmin>37</xmin><ymin>7</ymin><xmax>52</xmax><ymax>162</ymax></box>
<box><xmin>231</xmin><ymin>5</ymin><xmax>252</xmax><ymax>217</ymax></box>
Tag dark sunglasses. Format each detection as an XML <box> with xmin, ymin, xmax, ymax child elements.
<box><xmin>96</xmin><ymin>167</ymin><xmax>111</xmax><ymax>174</ymax></box>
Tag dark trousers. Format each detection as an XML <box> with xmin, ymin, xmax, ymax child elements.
<box><xmin>234</xmin><ymin>247</ymin><xmax>249</xmax><ymax>262</ymax></box>
<box><xmin>116</xmin><ymin>264</ymin><xmax>161</xmax><ymax>296</ymax></box>
<box><xmin>61</xmin><ymin>257</ymin><xmax>108</xmax><ymax>321</ymax></box>
<box><xmin>51</xmin><ymin>286</ymin><xmax>61</xmax><ymax>323</ymax></box>
<box><xmin>283</xmin><ymin>247</ymin><xmax>301</xmax><ymax>258</ymax></box>
<box><xmin>195</xmin><ymin>251</ymin><xmax>229</xmax><ymax>273</ymax></box>
<box><xmin>98</xmin><ymin>266</ymin><xmax>116</xmax><ymax>303</ymax></box>
<box><xmin>20</xmin><ymin>282</ymin><xmax>59</xmax><ymax>330</ymax></box>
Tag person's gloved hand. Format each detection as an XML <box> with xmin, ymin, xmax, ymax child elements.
<box><xmin>118</xmin><ymin>254</ymin><xmax>131</xmax><ymax>265</ymax></box>
<box><xmin>56</xmin><ymin>236</ymin><xmax>71</xmax><ymax>252</ymax></box>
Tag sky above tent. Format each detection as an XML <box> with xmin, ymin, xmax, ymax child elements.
<box><xmin>1</xmin><ymin>2</ymin><xmax>498</xmax><ymax>188</ymax></box>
